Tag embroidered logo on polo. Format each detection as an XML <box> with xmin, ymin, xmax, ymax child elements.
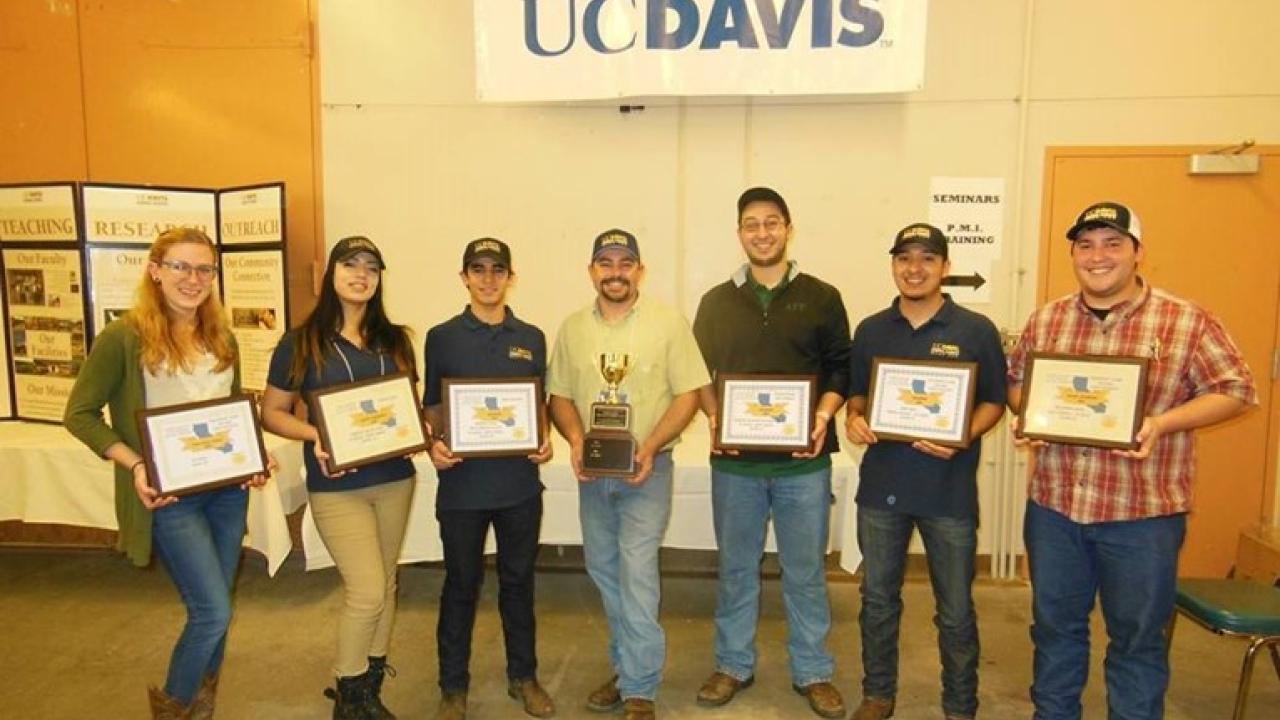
<box><xmin>509</xmin><ymin>346</ymin><xmax>533</xmax><ymax>361</ymax></box>
<box><xmin>930</xmin><ymin>342</ymin><xmax>960</xmax><ymax>358</ymax></box>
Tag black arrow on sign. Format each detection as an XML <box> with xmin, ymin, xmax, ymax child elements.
<box><xmin>942</xmin><ymin>272</ymin><xmax>986</xmax><ymax>289</ymax></box>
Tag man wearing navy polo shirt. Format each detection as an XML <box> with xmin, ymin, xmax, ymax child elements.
<box><xmin>843</xmin><ymin>223</ymin><xmax>1006</xmax><ymax>720</ymax></box>
<box><xmin>423</xmin><ymin>238</ymin><xmax>555</xmax><ymax>720</ymax></box>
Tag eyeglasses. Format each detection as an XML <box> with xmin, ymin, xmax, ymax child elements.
<box><xmin>159</xmin><ymin>260</ymin><xmax>218</xmax><ymax>281</ymax></box>
<box><xmin>740</xmin><ymin>218</ymin><xmax>786</xmax><ymax>234</ymax></box>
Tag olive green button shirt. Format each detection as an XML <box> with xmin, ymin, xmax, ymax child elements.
<box><xmin>547</xmin><ymin>297</ymin><xmax>709</xmax><ymax>449</ymax></box>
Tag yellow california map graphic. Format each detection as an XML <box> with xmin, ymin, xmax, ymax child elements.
<box><xmin>180</xmin><ymin>431</ymin><xmax>232</xmax><ymax>452</ymax></box>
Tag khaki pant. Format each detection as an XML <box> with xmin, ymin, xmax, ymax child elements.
<box><xmin>309</xmin><ymin>477</ymin><xmax>415</xmax><ymax>677</ymax></box>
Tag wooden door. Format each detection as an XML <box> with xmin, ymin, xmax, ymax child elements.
<box><xmin>1039</xmin><ymin>146</ymin><xmax>1280</xmax><ymax>578</ymax></box>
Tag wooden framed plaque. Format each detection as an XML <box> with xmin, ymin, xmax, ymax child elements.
<box><xmin>1018</xmin><ymin>352</ymin><xmax>1149</xmax><ymax>449</ymax></box>
<box><xmin>866</xmin><ymin>357</ymin><xmax>978</xmax><ymax>449</ymax></box>
<box><xmin>308</xmin><ymin>372</ymin><xmax>430</xmax><ymax>472</ymax></box>
<box><xmin>441</xmin><ymin>377</ymin><xmax>545</xmax><ymax>458</ymax></box>
<box><xmin>714</xmin><ymin>373</ymin><xmax>817</xmax><ymax>453</ymax></box>
<box><xmin>136</xmin><ymin>394</ymin><xmax>269</xmax><ymax>497</ymax></box>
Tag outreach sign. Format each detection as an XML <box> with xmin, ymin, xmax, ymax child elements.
<box><xmin>474</xmin><ymin>0</ymin><xmax>928</xmax><ymax>101</ymax></box>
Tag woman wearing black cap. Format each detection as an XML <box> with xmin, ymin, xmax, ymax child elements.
<box><xmin>260</xmin><ymin>236</ymin><xmax>419</xmax><ymax>719</ymax></box>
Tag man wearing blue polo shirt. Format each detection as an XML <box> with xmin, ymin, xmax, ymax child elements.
<box><xmin>423</xmin><ymin>238</ymin><xmax>555</xmax><ymax>720</ymax></box>
<box><xmin>843</xmin><ymin>223</ymin><xmax>1007</xmax><ymax>720</ymax></box>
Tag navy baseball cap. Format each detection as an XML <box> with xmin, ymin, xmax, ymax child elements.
<box><xmin>329</xmin><ymin>235</ymin><xmax>386</xmax><ymax>269</ymax></box>
<box><xmin>591</xmin><ymin>228</ymin><xmax>640</xmax><ymax>261</ymax></box>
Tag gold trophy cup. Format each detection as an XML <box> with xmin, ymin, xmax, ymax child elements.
<box><xmin>584</xmin><ymin>352</ymin><xmax>636</xmax><ymax>476</ymax></box>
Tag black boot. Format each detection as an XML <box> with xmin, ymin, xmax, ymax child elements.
<box><xmin>323</xmin><ymin>673</ymin><xmax>375</xmax><ymax>720</ymax></box>
<box><xmin>365</xmin><ymin>656</ymin><xmax>397</xmax><ymax>720</ymax></box>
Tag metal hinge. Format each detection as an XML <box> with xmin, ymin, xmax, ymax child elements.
<box><xmin>1272</xmin><ymin>347</ymin><xmax>1280</xmax><ymax>381</ymax></box>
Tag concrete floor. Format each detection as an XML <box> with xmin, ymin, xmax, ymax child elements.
<box><xmin>1</xmin><ymin>549</ymin><xmax>1277</xmax><ymax>719</ymax></box>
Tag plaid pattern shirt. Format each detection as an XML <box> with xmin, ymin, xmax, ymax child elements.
<box><xmin>1007</xmin><ymin>280</ymin><xmax>1257</xmax><ymax>523</ymax></box>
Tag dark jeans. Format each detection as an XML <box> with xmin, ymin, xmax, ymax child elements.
<box><xmin>857</xmin><ymin>505</ymin><xmax>979</xmax><ymax>717</ymax></box>
<box><xmin>436</xmin><ymin>493</ymin><xmax>543</xmax><ymax>692</ymax></box>
<box><xmin>1024</xmin><ymin>501</ymin><xmax>1186</xmax><ymax>720</ymax></box>
<box><xmin>151</xmin><ymin>485</ymin><xmax>249</xmax><ymax>704</ymax></box>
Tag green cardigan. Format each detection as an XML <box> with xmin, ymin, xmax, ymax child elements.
<box><xmin>63</xmin><ymin>320</ymin><xmax>241</xmax><ymax>566</ymax></box>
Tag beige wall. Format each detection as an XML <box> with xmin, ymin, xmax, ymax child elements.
<box><xmin>319</xmin><ymin>1</ymin><xmax>1280</xmax><ymax>546</ymax></box>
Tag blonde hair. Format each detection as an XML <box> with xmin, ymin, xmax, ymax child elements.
<box><xmin>127</xmin><ymin>228</ymin><xmax>235</xmax><ymax>375</ymax></box>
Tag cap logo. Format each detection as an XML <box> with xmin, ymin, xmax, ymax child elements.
<box><xmin>472</xmin><ymin>239</ymin><xmax>502</xmax><ymax>254</ymax></box>
<box><xmin>598</xmin><ymin>232</ymin><xmax>630</xmax><ymax>247</ymax></box>
<box><xmin>901</xmin><ymin>226</ymin><xmax>932</xmax><ymax>240</ymax></box>
<box><xmin>1083</xmin><ymin>207</ymin><xmax>1118</xmax><ymax>222</ymax></box>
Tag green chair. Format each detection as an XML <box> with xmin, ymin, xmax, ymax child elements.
<box><xmin>1170</xmin><ymin>578</ymin><xmax>1280</xmax><ymax>720</ymax></box>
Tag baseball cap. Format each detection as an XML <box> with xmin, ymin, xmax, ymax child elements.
<box><xmin>591</xmin><ymin>228</ymin><xmax>641</xmax><ymax>261</ymax></box>
<box><xmin>737</xmin><ymin>186</ymin><xmax>791</xmax><ymax>224</ymax></box>
<box><xmin>1066</xmin><ymin>202</ymin><xmax>1143</xmax><ymax>242</ymax></box>
<box><xmin>461</xmin><ymin>237</ymin><xmax>512</xmax><ymax>270</ymax></box>
<box><xmin>889</xmin><ymin>223</ymin><xmax>949</xmax><ymax>259</ymax></box>
<box><xmin>329</xmin><ymin>235</ymin><xmax>386</xmax><ymax>269</ymax></box>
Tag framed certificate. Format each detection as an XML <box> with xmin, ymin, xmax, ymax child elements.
<box><xmin>1018</xmin><ymin>352</ymin><xmax>1149</xmax><ymax>449</ymax></box>
<box><xmin>308</xmin><ymin>372</ymin><xmax>430</xmax><ymax>472</ymax></box>
<box><xmin>443</xmin><ymin>377</ymin><xmax>545</xmax><ymax>458</ymax></box>
<box><xmin>136</xmin><ymin>395</ymin><xmax>269</xmax><ymax>497</ymax></box>
<box><xmin>715</xmin><ymin>373</ymin><xmax>816</xmax><ymax>452</ymax></box>
<box><xmin>866</xmin><ymin>358</ymin><xmax>978</xmax><ymax>448</ymax></box>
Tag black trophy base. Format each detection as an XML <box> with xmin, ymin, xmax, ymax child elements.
<box><xmin>582</xmin><ymin>430</ymin><xmax>636</xmax><ymax>478</ymax></box>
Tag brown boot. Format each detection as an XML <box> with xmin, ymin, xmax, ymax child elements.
<box><xmin>585</xmin><ymin>675</ymin><xmax>621</xmax><ymax>712</ymax></box>
<box><xmin>189</xmin><ymin>674</ymin><xmax>218</xmax><ymax>720</ymax></box>
<box><xmin>793</xmin><ymin>681</ymin><xmax>846</xmax><ymax>719</ymax></box>
<box><xmin>622</xmin><ymin>698</ymin><xmax>655</xmax><ymax>720</ymax></box>
<box><xmin>851</xmin><ymin>695</ymin><xmax>895</xmax><ymax>720</ymax></box>
<box><xmin>695</xmin><ymin>671</ymin><xmax>754</xmax><ymax>707</ymax></box>
<box><xmin>148</xmin><ymin>686</ymin><xmax>192</xmax><ymax>720</ymax></box>
<box><xmin>507</xmin><ymin>678</ymin><xmax>556</xmax><ymax>717</ymax></box>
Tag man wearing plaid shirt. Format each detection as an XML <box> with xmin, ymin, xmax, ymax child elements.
<box><xmin>1007</xmin><ymin>201</ymin><xmax>1257</xmax><ymax>720</ymax></box>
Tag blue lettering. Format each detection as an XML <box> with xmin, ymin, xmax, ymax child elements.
<box><xmin>646</xmin><ymin>0</ymin><xmax>699</xmax><ymax>49</ymax></box>
<box><xmin>837</xmin><ymin>0</ymin><xmax>884</xmax><ymax>47</ymax></box>
<box><xmin>584</xmin><ymin>0</ymin><xmax>637</xmax><ymax>53</ymax></box>
<box><xmin>523</xmin><ymin>0</ymin><xmax>576</xmax><ymax>57</ymax></box>
<box><xmin>701</xmin><ymin>0</ymin><xmax>758</xmax><ymax>49</ymax></box>
<box><xmin>754</xmin><ymin>0</ymin><xmax>806</xmax><ymax>49</ymax></box>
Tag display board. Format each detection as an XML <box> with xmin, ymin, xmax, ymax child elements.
<box><xmin>0</xmin><ymin>181</ymin><xmax>288</xmax><ymax>422</ymax></box>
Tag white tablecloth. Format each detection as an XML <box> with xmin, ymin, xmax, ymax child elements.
<box><xmin>0</xmin><ymin>421</ymin><xmax>305</xmax><ymax>576</ymax></box>
<box><xmin>299</xmin><ymin>428</ymin><xmax>864</xmax><ymax>574</ymax></box>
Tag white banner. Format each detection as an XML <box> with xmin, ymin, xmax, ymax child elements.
<box><xmin>82</xmin><ymin>185</ymin><xmax>217</xmax><ymax>245</ymax></box>
<box><xmin>474</xmin><ymin>0</ymin><xmax>928</xmax><ymax>101</ymax></box>
<box><xmin>0</xmin><ymin>184</ymin><xmax>79</xmax><ymax>243</ymax></box>
<box><xmin>219</xmin><ymin>184</ymin><xmax>285</xmax><ymax>246</ymax></box>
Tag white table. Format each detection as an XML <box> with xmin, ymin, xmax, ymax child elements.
<box><xmin>0</xmin><ymin>421</ymin><xmax>305</xmax><ymax>576</ymax></box>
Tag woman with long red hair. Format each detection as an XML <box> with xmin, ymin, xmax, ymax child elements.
<box><xmin>65</xmin><ymin>227</ymin><xmax>269</xmax><ymax>719</ymax></box>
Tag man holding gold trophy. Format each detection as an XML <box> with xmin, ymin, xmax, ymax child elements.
<box><xmin>547</xmin><ymin>229</ymin><xmax>709</xmax><ymax>720</ymax></box>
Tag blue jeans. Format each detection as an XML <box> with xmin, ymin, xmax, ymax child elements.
<box><xmin>1024</xmin><ymin>501</ymin><xmax>1186</xmax><ymax>720</ymax></box>
<box><xmin>150</xmin><ymin>485</ymin><xmax>249</xmax><ymax>703</ymax></box>
<box><xmin>857</xmin><ymin>505</ymin><xmax>979</xmax><ymax>717</ymax></box>
<box><xmin>578</xmin><ymin>451</ymin><xmax>673</xmax><ymax>701</ymax></box>
<box><xmin>711</xmin><ymin>466</ymin><xmax>835</xmax><ymax>686</ymax></box>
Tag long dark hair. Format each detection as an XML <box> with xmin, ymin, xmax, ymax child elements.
<box><xmin>287</xmin><ymin>251</ymin><xmax>416</xmax><ymax>386</ymax></box>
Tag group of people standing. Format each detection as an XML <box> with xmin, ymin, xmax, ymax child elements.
<box><xmin>64</xmin><ymin>187</ymin><xmax>1256</xmax><ymax>720</ymax></box>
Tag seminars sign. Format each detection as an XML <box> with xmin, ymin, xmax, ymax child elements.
<box><xmin>474</xmin><ymin>0</ymin><xmax>928</xmax><ymax>101</ymax></box>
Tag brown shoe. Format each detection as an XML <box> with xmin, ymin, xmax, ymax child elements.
<box><xmin>695</xmin><ymin>671</ymin><xmax>754</xmax><ymax>707</ymax></box>
<box><xmin>585</xmin><ymin>675</ymin><xmax>621</xmax><ymax>713</ymax></box>
<box><xmin>793</xmin><ymin>681</ymin><xmax>846</xmax><ymax>719</ymax></box>
<box><xmin>435</xmin><ymin>691</ymin><xmax>467</xmax><ymax>720</ymax></box>
<box><xmin>508</xmin><ymin>678</ymin><xmax>556</xmax><ymax>718</ymax></box>
<box><xmin>189</xmin><ymin>674</ymin><xmax>218</xmax><ymax>720</ymax></box>
<box><xmin>622</xmin><ymin>698</ymin><xmax>656</xmax><ymax>720</ymax></box>
<box><xmin>851</xmin><ymin>695</ymin><xmax>895</xmax><ymax>720</ymax></box>
<box><xmin>147</xmin><ymin>686</ymin><xmax>191</xmax><ymax>720</ymax></box>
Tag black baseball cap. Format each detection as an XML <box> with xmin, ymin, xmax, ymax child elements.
<box><xmin>1066</xmin><ymin>201</ymin><xmax>1143</xmax><ymax>242</ymax></box>
<box><xmin>591</xmin><ymin>228</ymin><xmax>641</xmax><ymax>261</ymax></box>
<box><xmin>737</xmin><ymin>186</ymin><xmax>791</xmax><ymax>224</ymax></box>
<box><xmin>889</xmin><ymin>223</ymin><xmax>949</xmax><ymax>259</ymax></box>
<box><xmin>329</xmin><ymin>235</ymin><xmax>386</xmax><ymax>269</ymax></box>
<box><xmin>461</xmin><ymin>237</ymin><xmax>512</xmax><ymax>270</ymax></box>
